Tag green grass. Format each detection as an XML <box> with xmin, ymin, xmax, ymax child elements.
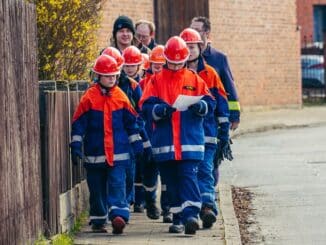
<box><xmin>34</xmin><ymin>211</ymin><xmax>88</xmax><ymax>245</ymax></box>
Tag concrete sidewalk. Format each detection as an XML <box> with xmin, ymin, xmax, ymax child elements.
<box><xmin>73</xmin><ymin>105</ymin><xmax>326</xmax><ymax>245</ymax></box>
<box><xmin>232</xmin><ymin>106</ymin><xmax>326</xmax><ymax>138</ymax></box>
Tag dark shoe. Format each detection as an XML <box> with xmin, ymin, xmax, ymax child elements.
<box><xmin>134</xmin><ymin>204</ymin><xmax>145</xmax><ymax>213</ymax></box>
<box><xmin>111</xmin><ymin>216</ymin><xmax>126</xmax><ymax>234</ymax></box>
<box><xmin>146</xmin><ymin>202</ymin><xmax>160</xmax><ymax>219</ymax></box>
<box><xmin>91</xmin><ymin>224</ymin><xmax>107</xmax><ymax>233</ymax></box>
<box><xmin>168</xmin><ymin>224</ymin><xmax>184</xmax><ymax>233</ymax></box>
<box><xmin>200</xmin><ymin>208</ymin><xmax>217</xmax><ymax>229</ymax></box>
<box><xmin>162</xmin><ymin>211</ymin><xmax>173</xmax><ymax>223</ymax></box>
<box><xmin>184</xmin><ymin>218</ymin><xmax>199</xmax><ymax>235</ymax></box>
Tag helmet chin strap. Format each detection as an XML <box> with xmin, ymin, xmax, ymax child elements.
<box><xmin>187</xmin><ymin>56</ymin><xmax>200</xmax><ymax>63</ymax></box>
<box><xmin>187</xmin><ymin>44</ymin><xmax>201</xmax><ymax>63</ymax></box>
<box><xmin>99</xmin><ymin>78</ymin><xmax>117</xmax><ymax>96</ymax></box>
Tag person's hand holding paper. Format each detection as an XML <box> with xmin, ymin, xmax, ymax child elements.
<box><xmin>172</xmin><ymin>95</ymin><xmax>204</xmax><ymax>111</ymax></box>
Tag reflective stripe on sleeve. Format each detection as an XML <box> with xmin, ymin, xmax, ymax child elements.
<box><xmin>218</xmin><ymin>117</ymin><xmax>229</xmax><ymax>123</ymax></box>
<box><xmin>228</xmin><ymin>101</ymin><xmax>240</xmax><ymax>111</ymax></box>
<box><xmin>71</xmin><ymin>135</ymin><xmax>82</xmax><ymax>142</ymax></box>
<box><xmin>129</xmin><ymin>134</ymin><xmax>141</xmax><ymax>143</ymax></box>
<box><xmin>205</xmin><ymin>137</ymin><xmax>217</xmax><ymax>144</ymax></box>
<box><xmin>143</xmin><ymin>140</ymin><xmax>151</xmax><ymax>148</ymax></box>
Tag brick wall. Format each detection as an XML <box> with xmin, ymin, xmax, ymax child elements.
<box><xmin>97</xmin><ymin>0</ymin><xmax>154</xmax><ymax>50</ymax></box>
<box><xmin>209</xmin><ymin>0</ymin><xmax>301</xmax><ymax>108</ymax></box>
<box><xmin>297</xmin><ymin>0</ymin><xmax>326</xmax><ymax>46</ymax></box>
<box><xmin>97</xmin><ymin>0</ymin><xmax>301</xmax><ymax>109</ymax></box>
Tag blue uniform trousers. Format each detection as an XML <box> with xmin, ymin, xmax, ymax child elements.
<box><xmin>134</xmin><ymin>157</ymin><xmax>145</xmax><ymax>206</ymax></box>
<box><xmin>158</xmin><ymin>160</ymin><xmax>201</xmax><ymax>225</ymax></box>
<box><xmin>198</xmin><ymin>146</ymin><xmax>218</xmax><ymax>215</ymax></box>
<box><xmin>126</xmin><ymin>158</ymin><xmax>135</xmax><ymax>205</ymax></box>
<box><xmin>86</xmin><ymin>167</ymin><xmax>109</xmax><ymax>225</ymax></box>
<box><xmin>142</xmin><ymin>159</ymin><xmax>158</xmax><ymax>202</ymax></box>
<box><xmin>107</xmin><ymin>163</ymin><xmax>131</xmax><ymax>222</ymax></box>
<box><xmin>143</xmin><ymin>159</ymin><xmax>170</xmax><ymax>212</ymax></box>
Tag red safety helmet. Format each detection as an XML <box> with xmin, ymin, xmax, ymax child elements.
<box><xmin>163</xmin><ymin>36</ymin><xmax>189</xmax><ymax>64</ymax></box>
<box><xmin>122</xmin><ymin>46</ymin><xmax>143</xmax><ymax>65</ymax></box>
<box><xmin>92</xmin><ymin>55</ymin><xmax>120</xmax><ymax>76</ymax></box>
<box><xmin>101</xmin><ymin>47</ymin><xmax>124</xmax><ymax>68</ymax></box>
<box><xmin>141</xmin><ymin>53</ymin><xmax>150</xmax><ymax>70</ymax></box>
<box><xmin>149</xmin><ymin>45</ymin><xmax>166</xmax><ymax>64</ymax></box>
<box><xmin>180</xmin><ymin>28</ymin><xmax>203</xmax><ymax>44</ymax></box>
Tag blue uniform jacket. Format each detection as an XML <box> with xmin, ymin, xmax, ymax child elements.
<box><xmin>119</xmin><ymin>72</ymin><xmax>151</xmax><ymax>150</ymax></box>
<box><xmin>70</xmin><ymin>84</ymin><xmax>143</xmax><ymax>168</ymax></box>
<box><xmin>196</xmin><ymin>57</ymin><xmax>230</xmax><ymax>147</ymax></box>
<box><xmin>202</xmin><ymin>45</ymin><xmax>240</xmax><ymax>123</ymax></box>
<box><xmin>139</xmin><ymin>67</ymin><xmax>216</xmax><ymax>162</ymax></box>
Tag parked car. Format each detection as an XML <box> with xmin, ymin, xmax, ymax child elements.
<box><xmin>301</xmin><ymin>55</ymin><xmax>325</xmax><ymax>88</ymax></box>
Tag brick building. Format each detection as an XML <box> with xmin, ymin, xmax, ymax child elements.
<box><xmin>297</xmin><ymin>0</ymin><xmax>326</xmax><ymax>46</ymax></box>
<box><xmin>97</xmin><ymin>0</ymin><xmax>301</xmax><ymax>109</ymax></box>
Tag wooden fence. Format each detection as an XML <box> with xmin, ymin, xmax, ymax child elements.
<box><xmin>39</xmin><ymin>81</ymin><xmax>89</xmax><ymax>236</ymax></box>
<box><xmin>0</xmin><ymin>1</ymin><xmax>43</xmax><ymax>244</ymax></box>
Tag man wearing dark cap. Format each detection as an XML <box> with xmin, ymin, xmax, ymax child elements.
<box><xmin>111</xmin><ymin>15</ymin><xmax>150</xmax><ymax>54</ymax></box>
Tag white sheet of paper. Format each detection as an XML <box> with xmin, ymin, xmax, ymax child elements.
<box><xmin>172</xmin><ymin>95</ymin><xmax>204</xmax><ymax>111</ymax></box>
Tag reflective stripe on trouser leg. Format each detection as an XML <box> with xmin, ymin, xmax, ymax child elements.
<box><xmin>143</xmin><ymin>159</ymin><xmax>159</xmax><ymax>203</ymax></box>
<box><xmin>157</xmin><ymin>161</ymin><xmax>181</xmax><ymax>225</ymax></box>
<box><xmin>177</xmin><ymin>160</ymin><xmax>202</xmax><ymax>224</ymax></box>
<box><xmin>86</xmin><ymin>168</ymin><xmax>108</xmax><ymax>225</ymax></box>
<box><xmin>198</xmin><ymin>146</ymin><xmax>218</xmax><ymax>215</ymax></box>
<box><xmin>107</xmin><ymin>164</ymin><xmax>130</xmax><ymax>222</ymax></box>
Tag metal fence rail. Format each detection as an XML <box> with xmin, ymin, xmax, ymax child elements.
<box><xmin>301</xmin><ymin>43</ymin><xmax>326</xmax><ymax>103</ymax></box>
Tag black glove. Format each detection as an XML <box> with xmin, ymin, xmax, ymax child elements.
<box><xmin>153</xmin><ymin>104</ymin><xmax>176</xmax><ymax>120</ymax></box>
<box><xmin>221</xmin><ymin>140</ymin><xmax>233</xmax><ymax>161</ymax></box>
<box><xmin>213</xmin><ymin>139</ymin><xmax>233</xmax><ymax>167</ymax></box>
<box><xmin>189</xmin><ymin>100</ymin><xmax>207</xmax><ymax>116</ymax></box>
<box><xmin>71</xmin><ymin>148</ymin><xmax>83</xmax><ymax>165</ymax></box>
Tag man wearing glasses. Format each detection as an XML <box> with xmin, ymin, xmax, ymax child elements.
<box><xmin>135</xmin><ymin>20</ymin><xmax>157</xmax><ymax>50</ymax></box>
<box><xmin>190</xmin><ymin>16</ymin><xmax>240</xmax><ymax>131</ymax></box>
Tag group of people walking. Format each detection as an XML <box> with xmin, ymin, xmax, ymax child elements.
<box><xmin>70</xmin><ymin>15</ymin><xmax>241</xmax><ymax>235</ymax></box>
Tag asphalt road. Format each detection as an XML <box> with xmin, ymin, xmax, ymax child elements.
<box><xmin>220</xmin><ymin>125</ymin><xmax>326</xmax><ymax>245</ymax></box>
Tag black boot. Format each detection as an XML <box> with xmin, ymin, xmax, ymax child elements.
<box><xmin>168</xmin><ymin>224</ymin><xmax>184</xmax><ymax>233</ymax></box>
<box><xmin>146</xmin><ymin>202</ymin><xmax>160</xmax><ymax>219</ymax></box>
<box><xmin>200</xmin><ymin>207</ymin><xmax>217</xmax><ymax>229</ymax></box>
<box><xmin>162</xmin><ymin>210</ymin><xmax>173</xmax><ymax>223</ymax></box>
<box><xmin>184</xmin><ymin>217</ymin><xmax>199</xmax><ymax>235</ymax></box>
<box><xmin>134</xmin><ymin>203</ymin><xmax>145</xmax><ymax>213</ymax></box>
<box><xmin>91</xmin><ymin>223</ymin><xmax>107</xmax><ymax>233</ymax></box>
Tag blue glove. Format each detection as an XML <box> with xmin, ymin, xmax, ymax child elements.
<box><xmin>153</xmin><ymin>104</ymin><xmax>176</xmax><ymax>120</ymax></box>
<box><xmin>189</xmin><ymin>100</ymin><xmax>207</xmax><ymax>116</ymax></box>
<box><xmin>71</xmin><ymin>148</ymin><xmax>83</xmax><ymax>165</ymax></box>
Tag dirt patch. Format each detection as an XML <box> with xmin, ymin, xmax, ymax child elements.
<box><xmin>232</xmin><ymin>186</ymin><xmax>260</xmax><ymax>245</ymax></box>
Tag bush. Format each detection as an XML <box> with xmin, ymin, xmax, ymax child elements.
<box><xmin>36</xmin><ymin>0</ymin><xmax>103</xmax><ymax>80</ymax></box>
